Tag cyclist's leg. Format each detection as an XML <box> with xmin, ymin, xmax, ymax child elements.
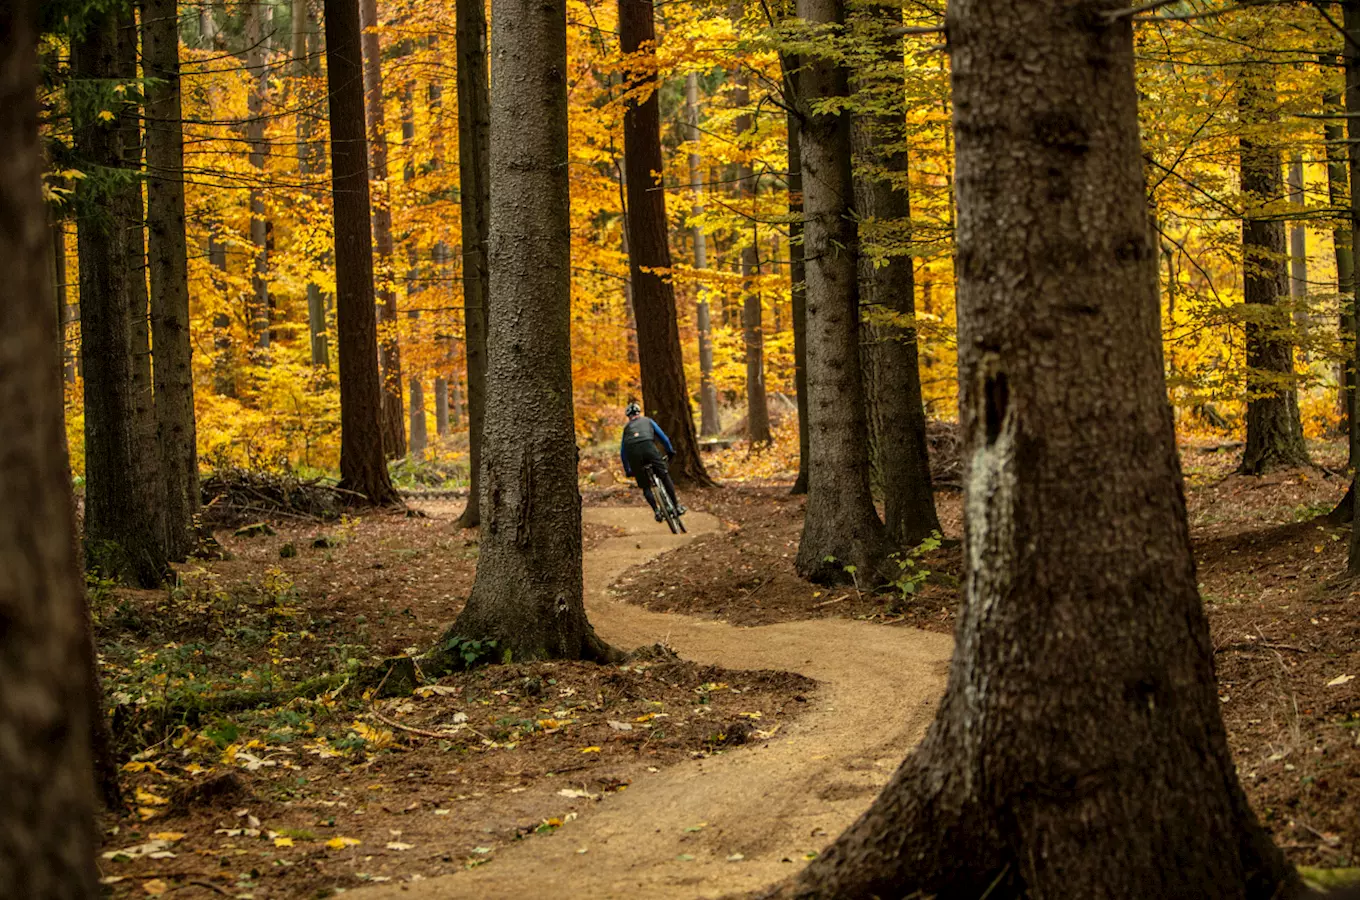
<box><xmin>654</xmin><ymin>456</ymin><xmax>681</xmax><ymax>509</ymax></box>
<box><xmin>625</xmin><ymin>446</ymin><xmax>659</xmax><ymax>512</ymax></box>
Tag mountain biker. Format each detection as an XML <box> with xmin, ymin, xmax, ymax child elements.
<box><xmin>620</xmin><ymin>401</ymin><xmax>686</xmax><ymax>522</ymax></box>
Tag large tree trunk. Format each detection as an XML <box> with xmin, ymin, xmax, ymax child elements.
<box><xmin>686</xmin><ymin>72</ymin><xmax>720</xmax><ymax>437</ymax></box>
<box><xmin>436</xmin><ymin>0</ymin><xmax>616</xmax><ymax>665</ymax></box>
<box><xmin>144</xmin><ymin>0</ymin><xmax>201</xmax><ymax>562</ymax></box>
<box><xmin>73</xmin><ymin>5</ymin><xmax>168</xmax><ymax>587</ymax></box>
<box><xmin>785</xmin><ymin>59</ymin><xmax>811</xmax><ymax>496</ymax></box>
<box><xmin>359</xmin><ymin>0</ymin><xmax>406</xmax><ymax>458</ymax></box>
<box><xmin>1237</xmin><ymin>64</ymin><xmax>1309</xmax><ymax>474</ymax></box>
<box><xmin>323</xmin><ymin>0</ymin><xmax>400</xmax><ymax>506</ymax></box>
<box><xmin>455</xmin><ymin>0</ymin><xmax>490</xmax><ymax>528</ymax></box>
<box><xmin>733</xmin><ymin>70</ymin><xmax>772</xmax><ymax>445</ymax></box>
<box><xmin>0</xmin><ymin>6</ymin><xmax>101</xmax><ymax>889</ymax></box>
<box><xmin>850</xmin><ymin>2</ymin><xmax>939</xmax><ymax>547</ymax></box>
<box><xmin>244</xmin><ymin>1</ymin><xmax>272</xmax><ymax>350</ymax></box>
<box><xmin>1343</xmin><ymin>2</ymin><xmax>1360</xmax><ymax>574</ymax></box>
<box><xmin>779</xmin><ymin>1</ymin><xmax>1299</xmax><ymax>895</ymax></box>
<box><xmin>619</xmin><ymin>0</ymin><xmax>713</xmax><ymax>486</ymax></box>
<box><xmin>792</xmin><ymin>0</ymin><xmax>889</xmax><ymax>584</ymax></box>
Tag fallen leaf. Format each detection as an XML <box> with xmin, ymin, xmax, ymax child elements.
<box><xmin>386</xmin><ymin>841</ymin><xmax>414</xmax><ymax>851</ymax></box>
<box><xmin>135</xmin><ymin>789</ymin><xmax>169</xmax><ymax>806</ymax></box>
<box><xmin>558</xmin><ymin>788</ymin><xmax>596</xmax><ymax>800</ymax></box>
<box><xmin>274</xmin><ymin>836</ymin><xmax>294</xmax><ymax>848</ymax></box>
<box><xmin>142</xmin><ymin>879</ymin><xmax>169</xmax><ymax>896</ymax></box>
<box><xmin>606</xmin><ymin>720</ymin><xmax>633</xmax><ymax>732</ymax></box>
<box><xmin>326</xmin><ymin>837</ymin><xmax>361</xmax><ymax>850</ymax></box>
<box><xmin>580</xmin><ymin>746</ymin><xmax>602</xmax><ymax>754</ymax></box>
<box><xmin>1327</xmin><ymin>674</ymin><xmax>1355</xmax><ymax>687</ymax></box>
<box><xmin>148</xmin><ymin>832</ymin><xmax>186</xmax><ymax>843</ymax></box>
<box><xmin>728</xmin><ymin>853</ymin><xmax>745</xmax><ymax>862</ymax></box>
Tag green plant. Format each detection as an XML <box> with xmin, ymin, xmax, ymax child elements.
<box><xmin>887</xmin><ymin>531</ymin><xmax>943</xmax><ymax>601</ymax></box>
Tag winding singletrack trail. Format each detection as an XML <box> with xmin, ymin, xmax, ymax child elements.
<box><xmin>354</xmin><ymin>505</ymin><xmax>953</xmax><ymax>899</ymax></box>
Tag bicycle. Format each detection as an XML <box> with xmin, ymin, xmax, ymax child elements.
<box><xmin>645</xmin><ymin>462</ymin><xmax>686</xmax><ymax>534</ymax></box>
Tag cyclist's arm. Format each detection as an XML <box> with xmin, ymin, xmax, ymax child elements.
<box><xmin>620</xmin><ymin>435</ymin><xmax>631</xmax><ymax>476</ymax></box>
<box><xmin>651</xmin><ymin>419</ymin><xmax>675</xmax><ymax>456</ymax></box>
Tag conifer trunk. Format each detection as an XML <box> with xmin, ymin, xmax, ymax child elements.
<box><xmin>435</xmin><ymin>375</ymin><xmax>450</xmax><ymax>436</ymax></box>
<box><xmin>244</xmin><ymin>1</ymin><xmax>272</xmax><ymax>349</ymax></box>
<box><xmin>438</xmin><ymin>0</ymin><xmax>616</xmax><ymax>664</ymax></box>
<box><xmin>324</xmin><ymin>0</ymin><xmax>401</xmax><ymax>506</ymax></box>
<box><xmin>144</xmin><ymin>0</ymin><xmax>201</xmax><ymax>561</ymax></box>
<box><xmin>792</xmin><ymin>0</ymin><xmax>889</xmax><ymax>583</ymax></box>
<box><xmin>784</xmin><ymin>56</ymin><xmax>810</xmax><ymax>496</ymax></box>
<box><xmin>0</xmin><ymin>7</ymin><xmax>101</xmax><ymax>885</ymax></box>
<box><xmin>456</xmin><ymin>0</ymin><xmax>490</xmax><ymax>527</ymax></box>
<box><xmin>734</xmin><ymin>71</ymin><xmax>772</xmax><ymax>445</ymax></box>
<box><xmin>779</xmin><ymin>2</ymin><xmax>1298</xmax><ymax>895</ymax></box>
<box><xmin>619</xmin><ymin>0</ymin><xmax>713</xmax><ymax>485</ymax></box>
<box><xmin>686</xmin><ymin>72</ymin><xmax>720</xmax><ymax>437</ymax></box>
<box><xmin>1237</xmin><ymin>63</ymin><xmax>1309</xmax><ymax>474</ymax></box>
<box><xmin>1323</xmin><ymin>81</ymin><xmax>1355</xmax><ymax>466</ymax></box>
<box><xmin>296</xmin><ymin>0</ymin><xmax>329</xmax><ymax>367</ymax></box>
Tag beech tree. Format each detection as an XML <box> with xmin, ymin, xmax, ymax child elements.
<box><xmin>776</xmin><ymin>0</ymin><xmax>1298</xmax><ymax>894</ymax></box>
<box><xmin>0</xmin><ymin>2</ymin><xmax>100</xmax><ymax>887</ymax></box>
<box><xmin>324</xmin><ymin>0</ymin><xmax>401</xmax><ymax>505</ymax></box>
<box><xmin>619</xmin><ymin>0</ymin><xmax>713</xmax><ymax>486</ymax></box>
<box><xmin>456</xmin><ymin>0</ymin><xmax>490</xmax><ymax>528</ymax></box>
<box><xmin>437</xmin><ymin>0</ymin><xmax>616</xmax><ymax>664</ymax></box>
<box><xmin>792</xmin><ymin>0</ymin><xmax>891</xmax><ymax>584</ymax></box>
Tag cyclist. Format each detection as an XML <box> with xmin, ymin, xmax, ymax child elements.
<box><xmin>620</xmin><ymin>401</ymin><xmax>686</xmax><ymax>522</ymax></box>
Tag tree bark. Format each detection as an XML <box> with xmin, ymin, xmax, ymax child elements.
<box><xmin>144</xmin><ymin>0</ymin><xmax>201</xmax><ymax>562</ymax></box>
<box><xmin>1323</xmin><ymin>81</ymin><xmax>1356</xmax><ymax>467</ymax></box>
<box><xmin>619</xmin><ymin>0</ymin><xmax>713</xmax><ymax>485</ymax></box>
<box><xmin>785</xmin><ymin>57</ymin><xmax>810</xmax><ymax>496</ymax></box>
<box><xmin>1287</xmin><ymin>155</ymin><xmax>1308</xmax><ymax>345</ymax></box>
<box><xmin>733</xmin><ymin>70</ymin><xmax>771</xmax><ymax>445</ymax></box>
<box><xmin>780</xmin><ymin>2</ymin><xmax>1299</xmax><ymax>895</ymax></box>
<box><xmin>455</xmin><ymin>0</ymin><xmax>490</xmax><ymax>527</ymax></box>
<box><xmin>324</xmin><ymin>0</ymin><xmax>400</xmax><ymax>506</ymax></box>
<box><xmin>244</xmin><ymin>1</ymin><xmax>272</xmax><ymax>350</ymax></box>
<box><xmin>296</xmin><ymin>0</ymin><xmax>329</xmax><ymax>367</ymax></box>
<box><xmin>437</xmin><ymin>0</ymin><xmax>617</xmax><ymax>665</ymax></box>
<box><xmin>409</xmin><ymin>377</ymin><xmax>427</xmax><ymax>458</ymax></box>
<box><xmin>686</xmin><ymin>72</ymin><xmax>720</xmax><ymax>437</ymax></box>
<box><xmin>1237</xmin><ymin>63</ymin><xmax>1309</xmax><ymax>474</ymax></box>
<box><xmin>0</xmin><ymin>7</ymin><xmax>102</xmax><ymax>887</ymax></box>
<box><xmin>72</xmin><ymin>5</ymin><xmax>168</xmax><ymax>587</ymax></box>
<box><xmin>434</xmin><ymin>375</ymin><xmax>450</xmax><ymax>436</ymax></box>
<box><xmin>358</xmin><ymin>0</ymin><xmax>406</xmax><ymax>458</ymax></box>
<box><xmin>792</xmin><ymin>0</ymin><xmax>889</xmax><ymax>584</ymax></box>
<box><xmin>1343</xmin><ymin>1</ymin><xmax>1360</xmax><ymax>574</ymax></box>
<box><xmin>850</xmin><ymin>2</ymin><xmax>939</xmax><ymax>547</ymax></box>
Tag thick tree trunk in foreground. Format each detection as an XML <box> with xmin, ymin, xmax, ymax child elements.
<box><xmin>72</xmin><ymin>8</ymin><xmax>168</xmax><ymax>587</ymax></box>
<box><xmin>733</xmin><ymin>71</ymin><xmax>772</xmax><ymax>445</ymax></box>
<box><xmin>851</xmin><ymin>3</ymin><xmax>939</xmax><ymax>547</ymax></box>
<box><xmin>785</xmin><ymin>57</ymin><xmax>810</xmax><ymax>495</ymax></box>
<box><xmin>456</xmin><ymin>0</ymin><xmax>490</xmax><ymax>528</ymax></box>
<box><xmin>359</xmin><ymin>0</ymin><xmax>406</xmax><ymax>459</ymax></box>
<box><xmin>779</xmin><ymin>2</ymin><xmax>1297</xmax><ymax>896</ymax></box>
<box><xmin>686</xmin><ymin>72</ymin><xmax>720</xmax><ymax>437</ymax></box>
<box><xmin>0</xmin><ymin>6</ymin><xmax>101</xmax><ymax>889</ymax></box>
<box><xmin>1343</xmin><ymin>2</ymin><xmax>1360</xmax><ymax>574</ymax></box>
<box><xmin>1238</xmin><ymin>65</ymin><xmax>1309</xmax><ymax>475</ymax></box>
<box><xmin>144</xmin><ymin>0</ymin><xmax>201</xmax><ymax>561</ymax></box>
<box><xmin>323</xmin><ymin>0</ymin><xmax>400</xmax><ymax>505</ymax></box>
<box><xmin>792</xmin><ymin>0</ymin><xmax>889</xmax><ymax>584</ymax></box>
<box><xmin>437</xmin><ymin>0</ymin><xmax>616</xmax><ymax>664</ymax></box>
<box><xmin>619</xmin><ymin>0</ymin><xmax>713</xmax><ymax>486</ymax></box>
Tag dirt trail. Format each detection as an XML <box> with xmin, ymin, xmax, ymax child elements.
<box><xmin>354</xmin><ymin>506</ymin><xmax>953</xmax><ymax>899</ymax></box>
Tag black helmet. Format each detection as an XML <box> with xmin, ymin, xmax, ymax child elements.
<box><xmin>625</xmin><ymin>401</ymin><xmax>641</xmax><ymax>417</ymax></box>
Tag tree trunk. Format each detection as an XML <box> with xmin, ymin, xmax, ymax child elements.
<box><xmin>850</xmin><ymin>2</ymin><xmax>939</xmax><ymax>548</ymax></box>
<box><xmin>686</xmin><ymin>72</ymin><xmax>720</xmax><ymax>437</ymax></box>
<box><xmin>619</xmin><ymin>0</ymin><xmax>713</xmax><ymax>486</ymax></box>
<box><xmin>409</xmin><ymin>377</ymin><xmax>427</xmax><ymax>458</ymax></box>
<box><xmin>452</xmin><ymin>371</ymin><xmax>465</xmax><ymax>426</ymax></box>
<box><xmin>359</xmin><ymin>0</ymin><xmax>406</xmax><ymax>458</ymax></box>
<box><xmin>455</xmin><ymin>0</ymin><xmax>490</xmax><ymax>527</ymax></box>
<box><xmin>782</xmin><ymin>3</ymin><xmax>1302</xmax><ymax>896</ymax></box>
<box><xmin>0</xmin><ymin>7</ymin><xmax>102</xmax><ymax>885</ymax></box>
<box><xmin>244</xmin><ymin>1</ymin><xmax>271</xmax><ymax>350</ymax></box>
<box><xmin>1237</xmin><ymin>63</ymin><xmax>1309</xmax><ymax>474</ymax></box>
<box><xmin>733</xmin><ymin>70</ymin><xmax>772</xmax><ymax>445</ymax></box>
<box><xmin>1287</xmin><ymin>155</ymin><xmax>1308</xmax><ymax>345</ymax></box>
<box><xmin>144</xmin><ymin>0</ymin><xmax>201</xmax><ymax>562</ymax></box>
<box><xmin>208</xmin><ymin>235</ymin><xmax>237</xmax><ymax>396</ymax></box>
<box><xmin>792</xmin><ymin>0</ymin><xmax>888</xmax><ymax>584</ymax></box>
<box><xmin>1343</xmin><ymin>1</ymin><xmax>1360</xmax><ymax>574</ymax></box>
<box><xmin>436</xmin><ymin>0</ymin><xmax>616</xmax><ymax>665</ymax></box>
<box><xmin>434</xmin><ymin>375</ymin><xmax>450</xmax><ymax>436</ymax></box>
<box><xmin>323</xmin><ymin>0</ymin><xmax>400</xmax><ymax>506</ymax></box>
<box><xmin>72</xmin><ymin>5</ymin><xmax>168</xmax><ymax>587</ymax></box>
<box><xmin>784</xmin><ymin>55</ymin><xmax>810</xmax><ymax>496</ymax></box>
<box><xmin>1324</xmin><ymin>81</ymin><xmax>1356</xmax><ymax>467</ymax></box>
<box><xmin>52</xmin><ymin>219</ymin><xmax>77</xmax><ymax>384</ymax></box>
<box><xmin>296</xmin><ymin>0</ymin><xmax>329</xmax><ymax>367</ymax></box>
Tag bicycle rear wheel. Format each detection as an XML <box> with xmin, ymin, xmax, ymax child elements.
<box><xmin>650</xmin><ymin>469</ymin><xmax>680</xmax><ymax>534</ymax></box>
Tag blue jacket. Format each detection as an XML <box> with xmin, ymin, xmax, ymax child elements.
<box><xmin>620</xmin><ymin>415</ymin><xmax>674</xmax><ymax>476</ymax></box>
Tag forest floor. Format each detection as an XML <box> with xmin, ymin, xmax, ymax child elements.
<box><xmin>94</xmin><ymin>441</ymin><xmax>1358</xmax><ymax>898</ymax></box>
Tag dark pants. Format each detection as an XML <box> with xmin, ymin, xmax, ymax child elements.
<box><xmin>624</xmin><ymin>441</ymin><xmax>679</xmax><ymax>511</ymax></box>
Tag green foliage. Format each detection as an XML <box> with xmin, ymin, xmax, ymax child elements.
<box><xmin>436</xmin><ymin>635</ymin><xmax>501</xmax><ymax>669</ymax></box>
<box><xmin>887</xmin><ymin>530</ymin><xmax>942</xmax><ymax>600</ymax></box>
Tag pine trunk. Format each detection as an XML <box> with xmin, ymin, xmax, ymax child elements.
<box><xmin>0</xmin><ymin>6</ymin><xmax>102</xmax><ymax>888</ymax></box>
<box><xmin>734</xmin><ymin>71</ymin><xmax>771</xmax><ymax>445</ymax></box>
<box><xmin>686</xmin><ymin>72</ymin><xmax>720</xmax><ymax>437</ymax></box>
<box><xmin>323</xmin><ymin>0</ymin><xmax>400</xmax><ymax>506</ymax></box>
<box><xmin>1344</xmin><ymin>1</ymin><xmax>1360</xmax><ymax>574</ymax></box>
<box><xmin>1237</xmin><ymin>63</ymin><xmax>1309</xmax><ymax>474</ymax></box>
<box><xmin>438</xmin><ymin>0</ymin><xmax>616</xmax><ymax>665</ymax></box>
<box><xmin>297</xmin><ymin>0</ymin><xmax>329</xmax><ymax>367</ymax></box>
<box><xmin>850</xmin><ymin>2</ymin><xmax>939</xmax><ymax>547</ymax></box>
<box><xmin>784</xmin><ymin>56</ymin><xmax>810</xmax><ymax>495</ymax></box>
<box><xmin>144</xmin><ymin>0</ymin><xmax>201</xmax><ymax>561</ymax></box>
<box><xmin>72</xmin><ymin>6</ymin><xmax>168</xmax><ymax>587</ymax></box>
<box><xmin>782</xmin><ymin>2</ymin><xmax>1298</xmax><ymax>895</ymax></box>
<box><xmin>619</xmin><ymin>0</ymin><xmax>713</xmax><ymax>486</ymax></box>
<box><xmin>792</xmin><ymin>0</ymin><xmax>889</xmax><ymax>584</ymax></box>
<box><xmin>456</xmin><ymin>0</ymin><xmax>490</xmax><ymax>527</ymax></box>
<box><xmin>245</xmin><ymin>1</ymin><xmax>271</xmax><ymax>349</ymax></box>
<box><xmin>1323</xmin><ymin>82</ymin><xmax>1355</xmax><ymax>466</ymax></box>
<box><xmin>409</xmin><ymin>377</ymin><xmax>427</xmax><ymax>458</ymax></box>
<box><xmin>434</xmin><ymin>376</ymin><xmax>450</xmax><ymax>436</ymax></box>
